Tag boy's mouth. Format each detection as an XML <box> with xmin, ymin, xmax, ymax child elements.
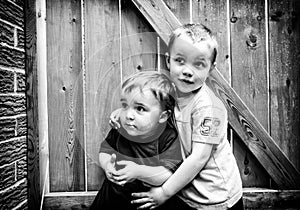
<box><xmin>125</xmin><ymin>123</ymin><xmax>136</xmax><ymax>129</ymax></box>
<box><xmin>179</xmin><ymin>78</ymin><xmax>194</xmax><ymax>84</ymax></box>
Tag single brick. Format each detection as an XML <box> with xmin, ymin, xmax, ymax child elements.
<box><xmin>0</xmin><ymin>0</ymin><xmax>24</xmax><ymax>28</ymax></box>
<box><xmin>16</xmin><ymin>72</ymin><xmax>26</xmax><ymax>92</ymax></box>
<box><xmin>0</xmin><ymin>179</ymin><xmax>27</xmax><ymax>210</ymax></box>
<box><xmin>0</xmin><ymin>69</ymin><xmax>14</xmax><ymax>93</ymax></box>
<box><xmin>0</xmin><ymin>137</ymin><xmax>26</xmax><ymax>165</ymax></box>
<box><xmin>17</xmin><ymin>157</ymin><xmax>27</xmax><ymax>180</ymax></box>
<box><xmin>0</xmin><ymin>118</ymin><xmax>16</xmax><ymax>141</ymax></box>
<box><xmin>0</xmin><ymin>95</ymin><xmax>26</xmax><ymax>116</ymax></box>
<box><xmin>0</xmin><ymin>45</ymin><xmax>25</xmax><ymax>69</ymax></box>
<box><xmin>16</xmin><ymin>28</ymin><xmax>24</xmax><ymax>48</ymax></box>
<box><xmin>0</xmin><ymin>163</ymin><xmax>15</xmax><ymax>191</ymax></box>
<box><xmin>16</xmin><ymin>116</ymin><xmax>27</xmax><ymax>136</ymax></box>
<box><xmin>0</xmin><ymin>21</ymin><xmax>14</xmax><ymax>46</ymax></box>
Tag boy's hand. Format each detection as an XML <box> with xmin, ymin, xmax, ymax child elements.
<box><xmin>112</xmin><ymin>160</ymin><xmax>139</xmax><ymax>185</ymax></box>
<box><xmin>104</xmin><ymin>154</ymin><xmax>118</xmax><ymax>183</ymax></box>
<box><xmin>131</xmin><ymin>187</ymin><xmax>169</xmax><ymax>209</ymax></box>
<box><xmin>109</xmin><ymin>108</ymin><xmax>121</xmax><ymax>129</ymax></box>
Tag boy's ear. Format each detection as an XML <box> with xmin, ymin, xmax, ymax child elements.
<box><xmin>159</xmin><ymin>110</ymin><xmax>170</xmax><ymax>123</ymax></box>
<box><xmin>165</xmin><ymin>52</ymin><xmax>170</xmax><ymax>69</ymax></box>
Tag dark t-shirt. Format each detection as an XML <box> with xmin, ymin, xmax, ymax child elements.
<box><xmin>90</xmin><ymin>121</ymin><xmax>182</xmax><ymax>210</ymax></box>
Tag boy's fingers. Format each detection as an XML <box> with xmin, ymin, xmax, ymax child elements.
<box><xmin>131</xmin><ymin>197</ymin><xmax>152</xmax><ymax>204</ymax></box>
<box><xmin>116</xmin><ymin>160</ymin><xmax>128</xmax><ymax>166</ymax></box>
<box><xmin>137</xmin><ymin>202</ymin><xmax>155</xmax><ymax>209</ymax></box>
<box><xmin>118</xmin><ymin>180</ymin><xmax>126</xmax><ymax>186</ymax></box>
<box><xmin>109</xmin><ymin>120</ymin><xmax>120</xmax><ymax>129</ymax></box>
<box><xmin>131</xmin><ymin>192</ymin><xmax>149</xmax><ymax>198</ymax></box>
<box><xmin>110</xmin><ymin>154</ymin><xmax>116</xmax><ymax>163</ymax></box>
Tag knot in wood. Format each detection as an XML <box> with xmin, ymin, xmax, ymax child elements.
<box><xmin>257</xmin><ymin>15</ymin><xmax>262</xmax><ymax>21</ymax></box>
<box><xmin>246</xmin><ymin>33</ymin><xmax>258</xmax><ymax>49</ymax></box>
<box><xmin>230</xmin><ymin>16</ymin><xmax>237</xmax><ymax>23</ymax></box>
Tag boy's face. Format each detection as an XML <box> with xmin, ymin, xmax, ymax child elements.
<box><xmin>167</xmin><ymin>34</ymin><xmax>215</xmax><ymax>97</ymax></box>
<box><xmin>119</xmin><ymin>88</ymin><xmax>167</xmax><ymax>138</ymax></box>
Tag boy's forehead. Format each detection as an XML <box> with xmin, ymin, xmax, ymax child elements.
<box><xmin>174</xmin><ymin>33</ymin><xmax>214</xmax><ymax>48</ymax></box>
<box><xmin>171</xmin><ymin>35</ymin><xmax>214</xmax><ymax>57</ymax></box>
<box><xmin>122</xmin><ymin>87</ymin><xmax>153</xmax><ymax>100</ymax></box>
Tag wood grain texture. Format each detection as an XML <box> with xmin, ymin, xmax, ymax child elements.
<box><xmin>243</xmin><ymin>188</ymin><xmax>300</xmax><ymax>210</ymax></box>
<box><xmin>131</xmin><ymin>0</ymin><xmax>300</xmax><ymax>189</ymax></box>
<box><xmin>85</xmin><ymin>0</ymin><xmax>120</xmax><ymax>190</ymax></box>
<box><xmin>227</xmin><ymin>0</ymin><xmax>270</xmax><ymax>187</ymax></box>
<box><xmin>25</xmin><ymin>0</ymin><xmax>40</xmax><ymax>208</ymax></box>
<box><xmin>131</xmin><ymin>0</ymin><xmax>181</xmax><ymax>43</ymax></box>
<box><xmin>269</xmin><ymin>0</ymin><xmax>300</xmax><ymax>171</ymax></box>
<box><xmin>207</xmin><ymin>71</ymin><xmax>300</xmax><ymax>189</ymax></box>
<box><xmin>163</xmin><ymin>0</ymin><xmax>190</xmax><ymax>25</ymax></box>
<box><xmin>43</xmin><ymin>190</ymin><xmax>300</xmax><ymax>210</ymax></box>
<box><xmin>121</xmin><ymin>1</ymin><xmax>158</xmax><ymax>78</ymax></box>
<box><xmin>230</xmin><ymin>0</ymin><xmax>268</xmax><ymax>130</ymax></box>
<box><xmin>47</xmin><ymin>0</ymin><xmax>85</xmax><ymax>191</ymax></box>
<box><xmin>192</xmin><ymin>0</ymin><xmax>230</xmax><ymax>81</ymax></box>
<box><xmin>232</xmin><ymin>128</ymin><xmax>270</xmax><ymax>187</ymax></box>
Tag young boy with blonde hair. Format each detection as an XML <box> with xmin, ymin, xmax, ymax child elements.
<box><xmin>129</xmin><ymin>24</ymin><xmax>244</xmax><ymax>210</ymax></box>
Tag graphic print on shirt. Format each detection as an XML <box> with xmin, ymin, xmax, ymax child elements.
<box><xmin>200</xmin><ymin>117</ymin><xmax>221</xmax><ymax>137</ymax></box>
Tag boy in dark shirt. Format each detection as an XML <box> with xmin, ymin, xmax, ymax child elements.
<box><xmin>90</xmin><ymin>71</ymin><xmax>194</xmax><ymax>210</ymax></box>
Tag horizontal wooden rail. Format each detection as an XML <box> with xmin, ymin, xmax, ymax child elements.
<box><xmin>131</xmin><ymin>0</ymin><xmax>300</xmax><ymax>189</ymax></box>
<box><xmin>43</xmin><ymin>190</ymin><xmax>300</xmax><ymax>210</ymax></box>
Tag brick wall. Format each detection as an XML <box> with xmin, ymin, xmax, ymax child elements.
<box><xmin>0</xmin><ymin>0</ymin><xmax>27</xmax><ymax>209</ymax></box>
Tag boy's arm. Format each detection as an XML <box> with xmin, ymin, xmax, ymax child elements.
<box><xmin>114</xmin><ymin>126</ymin><xmax>181</xmax><ymax>186</ymax></box>
<box><xmin>114</xmin><ymin>161</ymin><xmax>173</xmax><ymax>186</ymax></box>
<box><xmin>131</xmin><ymin>142</ymin><xmax>213</xmax><ymax>208</ymax></box>
<box><xmin>161</xmin><ymin>141</ymin><xmax>212</xmax><ymax>197</ymax></box>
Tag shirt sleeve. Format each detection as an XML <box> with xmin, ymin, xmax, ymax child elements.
<box><xmin>99</xmin><ymin>129</ymin><xmax>118</xmax><ymax>154</ymax></box>
<box><xmin>158</xmin><ymin>122</ymin><xmax>183</xmax><ymax>172</ymax></box>
<box><xmin>192</xmin><ymin>106</ymin><xmax>227</xmax><ymax>145</ymax></box>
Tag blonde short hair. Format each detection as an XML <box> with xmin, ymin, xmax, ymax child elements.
<box><xmin>122</xmin><ymin>71</ymin><xmax>176</xmax><ymax>113</ymax></box>
<box><xmin>168</xmin><ymin>23</ymin><xmax>218</xmax><ymax>64</ymax></box>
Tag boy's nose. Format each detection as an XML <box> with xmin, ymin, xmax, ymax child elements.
<box><xmin>126</xmin><ymin>109</ymin><xmax>135</xmax><ymax>120</ymax></box>
<box><xmin>182</xmin><ymin>66</ymin><xmax>193</xmax><ymax>77</ymax></box>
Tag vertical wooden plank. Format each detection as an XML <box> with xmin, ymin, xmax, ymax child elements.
<box><xmin>192</xmin><ymin>0</ymin><xmax>230</xmax><ymax>81</ymax></box>
<box><xmin>269</xmin><ymin>0</ymin><xmax>300</xmax><ymax>171</ymax></box>
<box><xmin>121</xmin><ymin>1</ymin><xmax>158</xmax><ymax>78</ymax></box>
<box><xmin>230</xmin><ymin>0</ymin><xmax>270</xmax><ymax>187</ymax></box>
<box><xmin>25</xmin><ymin>0</ymin><xmax>40</xmax><ymax>208</ymax></box>
<box><xmin>230</xmin><ymin>0</ymin><xmax>268</xmax><ymax>129</ymax></box>
<box><xmin>85</xmin><ymin>0</ymin><xmax>120</xmax><ymax>190</ymax></box>
<box><xmin>47</xmin><ymin>0</ymin><xmax>85</xmax><ymax>191</ymax></box>
<box><xmin>36</xmin><ymin>0</ymin><xmax>49</xmax><ymax>200</ymax></box>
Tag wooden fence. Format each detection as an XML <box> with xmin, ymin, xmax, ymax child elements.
<box><xmin>25</xmin><ymin>0</ymin><xmax>300</xmax><ymax>209</ymax></box>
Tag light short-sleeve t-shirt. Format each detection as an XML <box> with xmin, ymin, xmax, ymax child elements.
<box><xmin>175</xmin><ymin>83</ymin><xmax>242</xmax><ymax>210</ymax></box>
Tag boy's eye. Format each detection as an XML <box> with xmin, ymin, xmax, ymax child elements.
<box><xmin>136</xmin><ymin>106</ymin><xmax>146</xmax><ymax>112</ymax></box>
<box><xmin>121</xmin><ymin>103</ymin><xmax>128</xmax><ymax>109</ymax></box>
<box><xmin>194</xmin><ymin>61</ymin><xmax>205</xmax><ymax>68</ymax></box>
<box><xmin>174</xmin><ymin>57</ymin><xmax>185</xmax><ymax>65</ymax></box>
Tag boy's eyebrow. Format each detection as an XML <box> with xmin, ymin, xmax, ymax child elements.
<box><xmin>194</xmin><ymin>57</ymin><xmax>206</xmax><ymax>61</ymax></box>
<box><xmin>134</xmin><ymin>102</ymin><xmax>147</xmax><ymax>107</ymax></box>
<box><xmin>172</xmin><ymin>53</ymin><xmax>185</xmax><ymax>58</ymax></box>
<box><xmin>120</xmin><ymin>98</ymin><xmax>126</xmax><ymax>102</ymax></box>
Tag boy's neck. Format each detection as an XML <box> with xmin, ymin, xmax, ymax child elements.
<box><xmin>119</xmin><ymin>122</ymin><xmax>167</xmax><ymax>143</ymax></box>
<box><xmin>176</xmin><ymin>85</ymin><xmax>202</xmax><ymax>99</ymax></box>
